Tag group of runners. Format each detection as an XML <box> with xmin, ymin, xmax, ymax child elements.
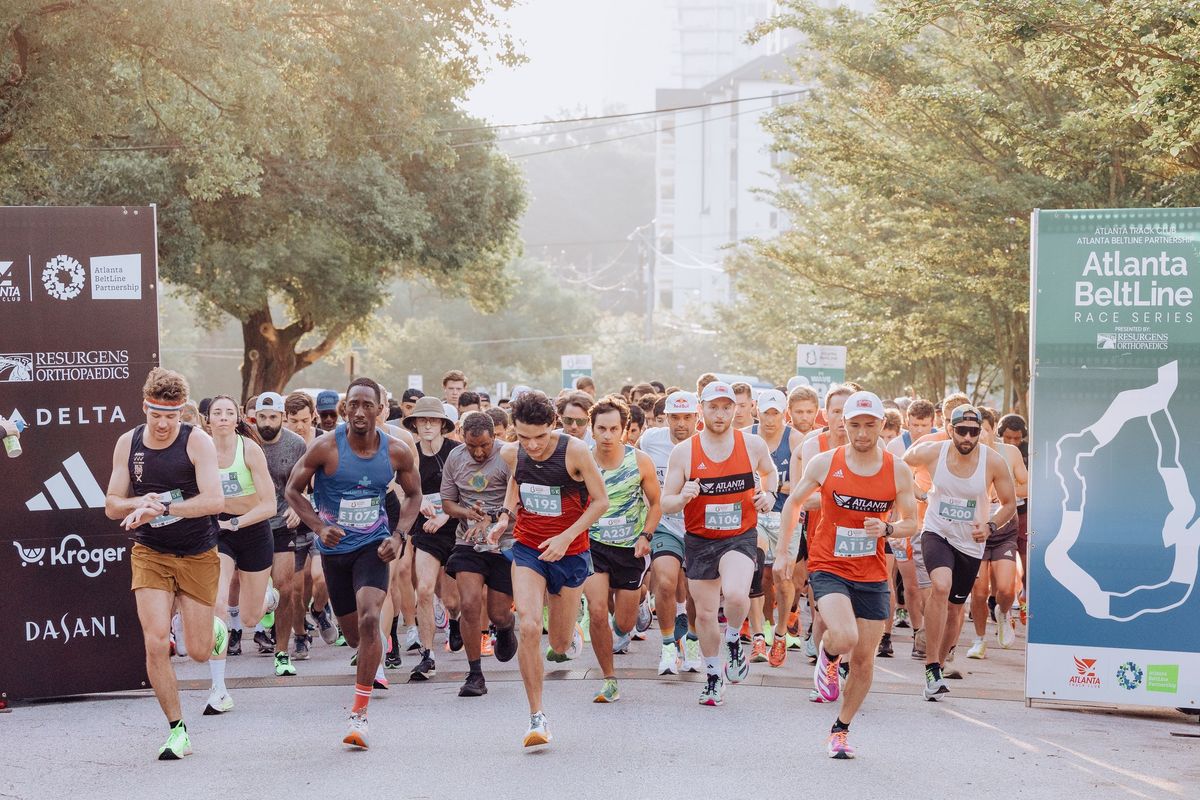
<box><xmin>103</xmin><ymin>366</ymin><xmax>1029</xmax><ymax>761</ymax></box>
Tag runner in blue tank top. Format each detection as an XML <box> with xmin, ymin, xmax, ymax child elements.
<box><xmin>286</xmin><ymin>378</ymin><xmax>421</xmax><ymax>751</ymax></box>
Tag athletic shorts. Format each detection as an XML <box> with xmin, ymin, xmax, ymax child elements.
<box><xmin>411</xmin><ymin>531</ymin><xmax>455</xmax><ymax>566</ymax></box>
<box><xmin>508</xmin><ymin>541</ymin><xmax>592</xmax><ymax>595</ymax></box>
<box><xmin>757</xmin><ymin>511</ymin><xmax>800</xmax><ymax>566</ymax></box>
<box><xmin>589</xmin><ymin>540</ymin><xmax>649</xmax><ymax>591</ymax></box>
<box><xmin>321</xmin><ymin>542</ymin><xmax>390</xmax><ymax>617</ymax></box>
<box><xmin>131</xmin><ymin>543</ymin><xmax>220</xmax><ymax>607</ymax></box>
<box><xmin>216</xmin><ymin>520</ymin><xmax>273</xmax><ymax>572</ymax></box>
<box><xmin>911</xmin><ymin>531</ymin><xmax>932</xmax><ymax>590</ymax></box>
<box><xmin>445</xmin><ymin>544</ymin><xmax>514</xmax><ymax>596</ymax></box>
<box><xmin>921</xmin><ymin>531</ymin><xmax>982</xmax><ymax>604</ymax></box>
<box><xmin>749</xmin><ymin>547</ymin><xmax>767</xmax><ymax>598</ymax></box>
<box><xmin>1016</xmin><ymin>508</ymin><xmax>1029</xmax><ymax>565</ymax></box>
<box><xmin>797</xmin><ymin>532</ymin><xmax>809</xmax><ymax>563</ymax></box>
<box><xmin>683</xmin><ymin>528</ymin><xmax>757</xmax><ymax>582</ymax></box>
<box><xmin>650</xmin><ymin>531</ymin><xmax>685</xmax><ymax>564</ymax></box>
<box><xmin>983</xmin><ymin>518</ymin><xmax>1019</xmax><ymax>562</ymax></box>
<box><xmin>809</xmin><ymin>570</ymin><xmax>890</xmax><ymax>621</ymax></box>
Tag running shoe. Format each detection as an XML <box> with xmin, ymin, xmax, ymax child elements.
<box><xmin>171</xmin><ymin>613</ymin><xmax>187</xmax><ymax>658</ymax></box>
<box><xmin>636</xmin><ymin>599</ymin><xmax>653</xmax><ymax>633</ymax></box>
<box><xmin>876</xmin><ymin>632</ymin><xmax>894</xmax><ymax>658</ymax></box>
<box><xmin>274</xmin><ymin>652</ymin><xmax>296</xmax><ymax>677</ymax></box>
<box><xmin>410</xmin><ymin>650</ymin><xmax>436</xmax><ymax>681</ymax></box>
<box><xmin>893</xmin><ymin>607</ymin><xmax>911</xmax><ymax>629</ymax></box>
<box><xmin>593</xmin><ymin>677</ymin><xmax>620</xmax><ymax>703</ymax></box>
<box><xmin>333</xmin><ymin>629</ymin><xmax>347</xmax><ymax>647</ymax></box>
<box><xmin>787</xmin><ymin>633</ymin><xmax>805</xmax><ymax>652</ymax></box>
<box><xmin>350</xmin><ymin>651</ymin><xmax>359</xmax><ymax>667</ymax></box>
<box><xmin>749</xmin><ymin>635</ymin><xmax>768</xmax><ymax>663</ymax></box>
<box><xmin>943</xmin><ymin>646</ymin><xmax>963</xmax><ymax>679</ymax></box>
<box><xmin>260</xmin><ymin>610</ymin><xmax>275</xmax><ymax>631</ymax></box>
<box><xmin>911</xmin><ymin>628</ymin><xmax>926</xmax><ymax>660</ymax></box>
<box><xmin>673</xmin><ymin>612</ymin><xmax>689</xmax><ymax>642</ymax></box>
<box><xmin>373</xmin><ymin>672</ymin><xmax>390</xmax><ymax>691</ymax></box>
<box><xmin>803</xmin><ymin>636</ymin><xmax>817</xmax><ymax>658</ymax></box>
<box><xmin>632</xmin><ymin>629</ymin><xmax>647</xmax><ymax>641</ymax></box>
<box><xmin>768</xmin><ymin>635</ymin><xmax>787</xmax><ymax>668</ymax></box>
<box><xmin>169</xmin><ymin>631</ymin><xmax>177</xmax><ymax>658</ymax></box>
<box><xmin>254</xmin><ymin>628</ymin><xmax>275</xmax><ymax>655</ymax></box>
<box><xmin>808</xmin><ymin>689</ymin><xmax>828</xmax><ymax>703</ymax></box>
<box><xmin>659</xmin><ymin>643</ymin><xmax>680</xmax><ymax>675</ymax></box>
<box><xmin>447</xmin><ymin>619</ymin><xmax>464</xmax><ymax>653</ymax></box>
<box><xmin>494</xmin><ymin>625</ymin><xmax>518</xmax><ymax>663</ymax></box>
<box><xmin>203</xmin><ymin>688</ymin><xmax>233</xmax><ymax>716</ymax></box>
<box><xmin>459</xmin><ymin>672</ymin><xmax>487</xmax><ymax>697</ymax></box>
<box><xmin>967</xmin><ymin>637</ymin><xmax>987</xmax><ymax>659</ymax></box>
<box><xmin>725</xmin><ymin>638</ymin><xmax>750</xmax><ymax>683</ymax></box>
<box><xmin>157</xmin><ymin>724</ymin><xmax>192</xmax><ymax>760</ymax></box>
<box><xmin>433</xmin><ymin>598</ymin><xmax>448</xmax><ymax>632</ymax></box>
<box><xmin>523</xmin><ymin>712</ymin><xmax>550</xmax><ymax>747</ymax></box>
<box><xmin>997</xmin><ymin>614</ymin><xmax>1017</xmax><ymax>649</ymax></box>
<box><xmin>293</xmin><ymin>635</ymin><xmax>310</xmax><ymax>661</ymax></box>
<box><xmin>212</xmin><ymin>617</ymin><xmax>229</xmax><ymax>657</ymax></box>
<box><xmin>264</xmin><ymin>586</ymin><xmax>280</xmax><ymax>615</ymax></box>
<box><xmin>227</xmin><ymin>628</ymin><xmax>242</xmax><ymax>657</ymax></box>
<box><xmin>404</xmin><ymin>626</ymin><xmax>421</xmax><ymax>652</ymax></box>
<box><xmin>814</xmin><ymin>645</ymin><xmax>841</xmax><ymax>702</ymax></box>
<box><xmin>481</xmin><ymin>632</ymin><xmax>495</xmax><ymax>657</ymax></box>
<box><xmin>827</xmin><ymin>730</ymin><xmax>855</xmax><ymax>759</ymax></box>
<box><xmin>699</xmin><ymin>673</ymin><xmax>724</xmax><ymax>706</ymax></box>
<box><xmin>545</xmin><ymin>627</ymin><xmax>584</xmax><ymax>663</ymax></box>
<box><xmin>923</xmin><ymin>665</ymin><xmax>949</xmax><ymax>700</ymax></box>
<box><xmin>384</xmin><ymin>649</ymin><xmax>402</xmax><ymax>670</ymax></box>
<box><xmin>1018</xmin><ymin>594</ymin><xmax>1028</xmax><ymax>627</ymax></box>
<box><xmin>343</xmin><ymin>713</ymin><xmax>369</xmax><ymax>749</ymax></box>
<box><xmin>681</xmin><ymin>638</ymin><xmax>702</xmax><ymax>672</ymax></box>
<box><xmin>311</xmin><ymin>602</ymin><xmax>338</xmax><ymax>645</ymax></box>
<box><xmin>612</xmin><ymin>628</ymin><xmax>632</xmax><ymax>654</ymax></box>
<box><xmin>739</xmin><ymin>618</ymin><xmax>751</xmax><ymax>644</ymax></box>
<box><xmin>787</xmin><ymin>609</ymin><xmax>801</xmax><ymax>636</ymax></box>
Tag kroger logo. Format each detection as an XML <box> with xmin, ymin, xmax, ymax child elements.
<box><xmin>13</xmin><ymin>534</ymin><xmax>127</xmax><ymax>577</ymax></box>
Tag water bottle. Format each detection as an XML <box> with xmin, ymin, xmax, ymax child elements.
<box><xmin>3</xmin><ymin>420</ymin><xmax>25</xmax><ymax>458</ymax></box>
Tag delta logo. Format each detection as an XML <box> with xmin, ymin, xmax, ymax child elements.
<box><xmin>1069</xmin><ymin>656</ymin><xmax>1101</xmax><ymax>688</ymax></box>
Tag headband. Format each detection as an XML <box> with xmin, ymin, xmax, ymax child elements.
<box><xmin>144</xmin><ymin>400</ymin><xmax>187</xmax><ymax>412</ymax></box>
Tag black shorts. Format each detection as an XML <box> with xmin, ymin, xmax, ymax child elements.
<box><xmin>749</xmin><ymin>547</ymin><xmax>766</xmax><ymax>598</ymax></box>
<box><xmin>683</xmin><ymin>528</ymin><xmax>758</xmax><ymax>582</ymax></box>
<box><xmin>217</xmin><ymin>519</ymin><xmax>273</xmax><ymax>572</ymax></box>
<box><xmin>589</xmin><ymin>540</ymin><xmax>649</xmax><ymax>591</ymax></box>
<box><xmin>321</xmin><ymin>542</ymin><xmax>389</xmax><ymax>617</ymax></box>
<box><xmin>411</xmin><ymin>531</ymin><xmax>455</xmax><ymax>566</ymax></box>
<box><xmin>272</xmin><ymin>527</ymin><xmax>314</xmax><ymax>571</ymax></box>
<box><xmin>809</xmin><ymin>570</ymin><xmax>890</xmax><ymax>621</ymax></box>
<box><xmin>921</xmin><ymin>531</ymin><xmax>982</xmax><ymax>604</ymax></box>
<box><xmin>797</xmin><ymin>532</ymin><xmax>809</xmax><ymax>563</ymax></box>
<box><xmin>445</xmin><ymin>544</ymin><xmax>514</xmax><ymax>596</ymax></box>
<box><xmin>983</xmin><ymin>518</ymin><xmax>1019</xmax><ymax>562</ymax></box>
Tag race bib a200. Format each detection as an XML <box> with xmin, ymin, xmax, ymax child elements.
<box><xmin>937</xmin><ymin>496</ymin><xmax>977</xmax><ymax>523</ymax></box>
<box><xmin>705</xmin><ymin>503</ymin><xmax>742</xmax><ymax>531</ymax></box>
<box><xmin>337</xmin><ymin>497</ymin><xmax>381</xmax><ymax>529</ymax></box>
<box><xmin>834</xmin><ymin>526</ymin><xmax>875</xmax><ymax>558</ymax></box>
<box><xmin>150</xmin><ymin>489</ymin><xmax>185</xmax><ymax>528</ymax></box>
<box><xmin>520</xmin><ymin>483</ymin><xmax>562</xmax><ymax>517</ymax></box>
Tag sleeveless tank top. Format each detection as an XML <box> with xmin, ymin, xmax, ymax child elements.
<box><xmin>809</xmin><ymin>446</ymin><xmax>897</xmax><ymax>583</ymax></box>
<box><xmin>128</xmin><ymin>423</ymin><xmax>217</xmax><ymax>556</ymax></box>
<box><xmin>218</xmin><ymin>435</ymin><xmax>256</xmax><ymax>498</ymax></box>
<box><xmin>589</xmin><ymin>444</ymin><xmax>647</xmax><ymax>548</ymax></box>
<box><xmin>410</xmin><ymin>438</ymin><xmax>460</xmax><ymax>538</ymax></box>
<box><xmin>514</xmin><ymin>433</ymin><xmax>590</xmax><ymax>555</ymax></box>
<box><xmin>804</xmin><ymin>431</ymin><xmax>833</xmax><ymax>540</ymax></box>
<box><xmin>924</xmin><ymin>441</ymin><xmax>990</xmax><ymax>558</ymax></box>
<box><xmin>684</xmin><ymin>430</ymin><xmax>757</xmax><ymax>540</ymax></box>
<box><xmin>312</xmin><ymin>427</ymin><xmax>395</xmax><ymax>554</ymax></box>
<box><xmin>752</xmin><ymin>423</ymin><xmax>793</xmax><ymax>513</ymax></box>
<box><xmin>639</xmin><ymin>427</ymin><xmax>684</xmax><ymax>539</ymax></box>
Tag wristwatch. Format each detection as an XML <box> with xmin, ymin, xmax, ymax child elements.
<box><xmin>884</xmin><ymin>522</ymin><xmax>894</xmax><ymax>537</ymax></box>
<box><xmin>640</xmin><ymin>531</ymin><xmax>653</xmax><ymax>542</ymax></box>
<box><xmin>987</xmin><ymin>521</ymin><xmax>998</xmax><ymax>535</ymax></box>
<box><xmin>230</xmin><ymin>516</ymin><xmax>240</xmax><ymax>531</ymax></box>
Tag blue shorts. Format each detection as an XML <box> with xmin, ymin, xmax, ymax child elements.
<box><xmin>508</xmin><ymin>541</ymin><xmax>593</xmax><ymax>595</ymax></box>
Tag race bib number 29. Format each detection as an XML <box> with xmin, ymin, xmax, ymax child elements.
<box><xmin>520</xmin><ymin>484</ymin><xmax>562</xmax><ymax>517</ymax></box>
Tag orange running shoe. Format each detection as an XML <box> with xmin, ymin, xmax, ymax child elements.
<box><xmin>787</xmin><ymin>610</ymin><xmax>800</xmax><ymax>636</ymax></box>
<box><xmin>750</xmin><ymin>636</ymin><xmax>768</xmax><ymax>663</ymax></box>
<box><xmin>481</xmin><ymin>633</ymin><xmax>495</xmax><ymax>657</ymax></box>
<box><xmin>768</xmin><ymin>635</ymin><xmax>787</xmax><ymax>668</ymax></box>
<box><xmin>739</xmin><ymin>618</ymin><xmax>751</xmax><ymax>642</ymax></box>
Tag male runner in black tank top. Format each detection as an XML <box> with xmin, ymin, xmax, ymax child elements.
<box><xmin>104</xmin><ymin>368</ymin><xmax>226</xmax><ymax>761</ymax></box>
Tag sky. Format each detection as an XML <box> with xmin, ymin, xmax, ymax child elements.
<box><xmin>465</xmin><ymin>0</ymin><xmax>677</xmax><ymax>125</ymax></box>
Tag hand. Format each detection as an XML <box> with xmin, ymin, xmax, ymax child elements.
<box><xmin>319</xmin><ymin>524</ymin><xmax>346</xmax><ymax>548</ymax></box>
<box><xmin>1</xmin><ymin>419</ymin><xmax>17</xmax><ymax>437</ymax></box>
<box><xmin>377</xmin><ymin>534</ymin><xmax>405</xmax><ymax>562</ymax></box>
<box><xmin>422</xmin><ymin>514</ymin><xmax>449</xmax><ymax>534</ymax></box>
<box><xmin>466</xmin><ymin>502</ymin><xmax>488</xmax><ymax>523</ymax></box>
<box><xmin>634</xmin><ymin>536</ymin><xmax>650</xmax><ymax>559</ymax></box>
<box><xmin>971</xmin><ymin>522</ymin><xmax>989</xmax><ymax>543</ymax></box>
<box><xmin>753</xmin><ymin>490</ymin><xmax>774</xmax><ymax>513</ymax></box>
<box><xmin>140</xmin><ymin>494</ymin><xmax>167</xmax><ymax>514</ymax></box>
<box><xmin>776</xmin><ymin>556</ymin><xmax>796</xmax><ymax>582</ymax></box>
<box><xmin>121</xmin><ymin>506</ymin><xmax>161</xmax><ymax>530</ymax></box>
<box><xmin>538</xmin><ymin>533</ymin><xmax>572</xmax><ymax>562</ymax></box>
<box><xmin>420</xmin><ymin>500</ymin><xmax>438</xmax><ymax>518</ymax></box>
<box><xmin>218</xmin><ymin>519</ymin><xmax>234</xmax><ymax>531</ymax></box>
<box><xmin>284</xmin><ymin>508</ymin><xmax>301</xmax><ymax>529</ymax></box>
<box><xmin>863</xmin><ymin>518</ymin><xmax>888</xmax><ymax>539</ymax></box>
<box><xmin>681</xmin><ymin>480</ymin><xmax>701</xmax><ymax>502</ymax></box>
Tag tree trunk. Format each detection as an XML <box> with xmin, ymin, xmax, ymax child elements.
<box><xmin>239</xmin><ymin>307</ymin><xmax>347</xmax><ymax>402</ymax></box>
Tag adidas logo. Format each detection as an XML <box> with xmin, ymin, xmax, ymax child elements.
<box><xmin>831</xmin><ymin>469</ymin><xmax>844</xmax><ymax>478</ymax></box>
<box><xmin>697</xmin><ymin>462</ymin><xmax>708</xmax><ymax>470</ymax></box>
<box><xmin>26</xmin><ymin>452</ymin><xmax>106</xmax><ymax>511</ymax></box>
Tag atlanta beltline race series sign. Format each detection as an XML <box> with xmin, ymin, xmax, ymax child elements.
<box><xmin>1029</xmin><ymin>208</ymin><xmax>1200</xmax><ymax>708</ymax></box>
<box><xmin>0</xmin><ymin>207</ymin><xmax>161</xmax><ymax>700</ymax></box>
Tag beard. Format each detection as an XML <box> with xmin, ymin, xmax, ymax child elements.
<box><xmin>257</xmin><ymin>424</ymin><xmax>281</xmax><ymax>441</ymax></box>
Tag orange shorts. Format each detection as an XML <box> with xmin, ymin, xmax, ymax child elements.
<box><xmin>130</xmin><ymin>543</ymin><xmax>220</xmax><ymax>607</ymax></box>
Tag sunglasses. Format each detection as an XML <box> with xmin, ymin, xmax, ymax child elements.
<box><xmin>954</xmin><ymin>425</ymin><xmax>981</xmax><ymax>437</ymax></box>
<box><xmin>561</xmin><ymin>416</ymin><xmax>589</xmax><ymax>427</ymax></box>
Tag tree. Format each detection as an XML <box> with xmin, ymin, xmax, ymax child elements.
<box><xmin>1</xmin><ymin>1</ymin><xmax>525</xmax><ymax>399</ymax></box>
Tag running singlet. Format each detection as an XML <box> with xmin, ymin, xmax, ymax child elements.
<box><xmin>312</xmin><ymin>427</ymin><xmax>395</xmax><ymax>554</ymax></box>
<box><xmin>805</xmin><ymin>432</ymin><xmax>833</xmax><ymax>540</ymax></box>
<box><xmin>683</xmin><ymin>430</ymin><xmax>757</xmax><ymax>540</ymax></box>
<box><xmin>589</xmin><ymin>444</ymin><xmax>647</xmax><ymax>548</ymax></box>
<box><xmin>514</xmin><ymin>433</ymin><xmax>590</xmax><ymax>555</ymax></box>
<box><xmin>752</xmin><ymin>423</ymin><xmax>793</xmax><ymax>513</ymax></box>
<box><xmin>410</xmin><ymin>438</ymin><xmax>459</xmax><ymax>538</ymax></box>
<box><xmin>219</xmin><ymin>435</ymin><xmax>256</xmax><ymax>498</ymax></box>
<box><xmin>809</xmin><ymin>446</ymin><xmax>897</xmax><ymax>583</ymax></box>
<box><xmin>639</xmin><ymin>427</ymin><xmax>684</xmax><ymax>538</ymax></box>
<box><xmin>923</xmin><ymin>441</ymin><xmax>989</xmax><ymax>558</ymax></box>
<box><xmin>128</xmin><ymin>423</ymin><xmax>218</xmax><ymax>556</ymax></box>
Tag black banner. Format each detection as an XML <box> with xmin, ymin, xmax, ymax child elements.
<box><xmin>0</xmin><ymin>207</ymin><xmax>159</xmax><ymax>700</ymax></box>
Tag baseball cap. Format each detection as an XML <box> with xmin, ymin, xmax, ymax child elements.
<box><xmin>663</xmin><ymin>391</ymin><xmax>699</xmax><ymax>415</ymax></box>
<box><xmin>442</xmin><ymin>403</ymin><xmax>460</xmax><ymax>423</ymax></box>
<box><xmin>757</xmin><ymin>389</ymin><xmax>787</xmax><ymax>414</ymax></box>
<box><xmin>255</xmin><ymin>392</ymin><xmax>285</xmax><ymax>413</ymax></box>
<box><xmin>950</xmin><ymin>405</ymin><xmax>982</xmax><ymax>427</ymax></box>
<box><xmin>401</xmin><ymin>388</ymin><xmax>424</xmax><ymax>403</ymax></box>
<box><xmin>700</xmin><ymin>381</ymin><xmax>735</xmax><ymax>404</ymax></box>
<box><xmin>843</xmin><ymin>391</ymin><xmax>885</xmax><ymax>420</ymax></box>
<box><xmin>786</xmin><ymin>376</ymin><xmax>809</xmax><ymax>393</ymax></box>
<box><xmin>511</xmin><ymin>384</ymin><xmax>532</xmax><ymax>401</ymax></box>
<box><xmin>315</xmin><ymin>390</ymin><xmax>339</xmax><ymax>413</ymax></box>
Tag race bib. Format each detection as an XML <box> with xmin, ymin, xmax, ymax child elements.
<box><xmin>760</xmin><ymin>511</ymin><xmax>782</xmax><ymax>533</ymax></box>
<box><xmin>520</xmin><ymin>483</ymin><xmax>562</xmax><ymax>517</ymax></box>
<box><xmin>220</xmin><ymin>471</ymin><xmax>243</xmax><ymax>498</ymax></box>
<box><xmin>423</xmin><ymin>492</ymin><xmax>444</xmax><ymax>516</ymax></box>
<box><xmin>654</xmin><ymin>466</ymin><xmax>667</xmax><ymax>487</ymax></box>
<box><xmin>834</xmin><ymin>525</ymin><xmax>875</xmax><ymax>558</ymax></box>
<box><xmin>891</xmin><ymin>539</ymin><xmax>909</xmax><ymax>561</ymax></box>
<box><xmin>705</xmin><ymin>503</ymin><xmax>742</xmax><ymax>531</ymax></box>
<box><xmin>597</xmin><ymin>515</ymin><xmax>636</xmax><ymax>544</ymax></box>
<box><xmin>149</xmin><ymin>489</ymin><xmax>185</xmax><ymax>528</ymax></box>
<box><xmin>337</xmin><ymin>497</ymin><xmax>381</xmax><ymax>529</ymax></box>
<box><xmin>937</xmin><ymin>496</ymin><xmax>977</xmax><ymax>523</ymax></box>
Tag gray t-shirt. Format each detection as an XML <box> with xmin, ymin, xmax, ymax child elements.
<box><xmin>260</xmin><ymin>428</ymin><xmax>308</xmax><ymax>530</ymax></box>
<box><xmin>440</xmin><ymin>443</ymin><xmax>515</xmax><ymax>547</ymax></box>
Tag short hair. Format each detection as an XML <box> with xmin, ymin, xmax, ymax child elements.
<box><xmin>731</xmin><ymin>382</ymin><xmax>753</xmax><ymax>398</ymax></box>
<box><xmin>788</xmin><ymin>386</ymin><xmax>819</xmax><ymax>407</ymax></box>
<box><xmin>511</xmin><ymin>390</ymin><xmax>557</xmax><ymax>427</ymax></box>
<box><xmin>895</xmin><ymin>397</ymin><xmax>912</xmax><ymax>414</ymax></box>
<box><xmin>665</xmin><ymin>385</ymin><xmax>681</xmax><ymax>394</ymax></box>
<box><xmin>636</xmin><ymin>394</ymin><xmax>658</xmax><ymax>415</ymax></box>
<box><xmin>619</xmin><ymin>384</ymin><xmax>634</xmax><ymax>400</ymax></box>
<box><xmin>652</xmin><ymin>396</ymin><xmax>667</xmax><ymax>417</ymax></box>
<box><xmin>979</xmin><ymin>407</ymin><xmax>998</xmax><ymax>427</ymax></box>
<box><xmin>631</xmin><ymin>382</ymin><xmax>655</xmax><ymax>398</ymax></box>
<box><xmin>485</xmin><ymin>407</ymin><xmax>509</xmax><ymax>430</ymax></box>
<box><xmin>556</xmin><ymin>391</ymin><xmax>594</xmax><ymax>416</ymax></box>
<box><xmin>883</xmin><ymin>408</ymin><xmax>903</xmax><ymax>433</ymax></box>
<box><xmin>696</xmin><ymin>373</ymin><xmax>718</xmax><ymax>394</ymax></box>
<box><xmin>458</xmin><ymin>391</ymin><xmax>481</xmax><ymax>409</ymax></box>
<box><xmin>942</xmin><ymin>392</ymin><xmax>970</xmax><ymax>418</ymax></box>
<box><xmin>284</xmin><ymin>391</ymin><xmax>315</xmax><ymax>417</ymax></box>
<box><xmin>843</xmin><ymin>380</ymin><xmax>863</xmax><ymax>392</ymax></box>
<box><xmin>442</xmin><ymin>369</ymin><xmax>467</xmax><ymax>387</ymax></box>
<box><xmin>649</xmin><ymin>381</ymin><xmax>665</xmax><ymax>394</ymax></box>
<box><xmin>460</xmin><ymin>410</ymin><xmax>495</xmax><ymax>438</ymax></box>
<box><xmin>590</xmin><ymin>394</ymin><xmax>630</xmax><ymax>429</ymax></box>
<box><xmin>998</xmin><ymin>413</ymin><xmax>1027</xmax><ymax>437</ymax></box>
<box><xmin>402</xmin><ymin>388</ymin><xmax>424</xmax><ymax>402</ymax></box>
<box><xmin>628</xmin><ymin>404</ymin><xmax>646</xmax><ymax>427</ymax></box>
<box><xmin>826</xmin><ymin>384</ymin><xmax>854</xmax><ymax>404</ymax></box>
<box><xmin>143</xmin><ymin>367</ymin><xmax>188</xmax><ymax>404</ymax></box>
<box><xmin>478</xmin><ymin>392</ymin><xmax>490</xmax><ymax>402</ymax></box>
<box><xmin>347</xmin><ymin>377</ymin><xmax>382</xmax><ymax>404</ymax></box>
<box><xmin>574</xmin><ymin>375</ymin><xmax>595</xmax><ymax>391</ymax></box>
<box><xmin>244</xmin><ymin>394</ymin><xmax>259</xmax><ymax>416</ymax></box>
<box><xmin>907</xmin><ymin>399</ymin><xmax>935</xmax><ymax>420</ymax></box>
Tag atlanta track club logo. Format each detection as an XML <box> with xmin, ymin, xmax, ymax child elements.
<box><xmin>42</xmin><ymin>255</ymin><xmax>85</xmax><ymax>300</ymax></box>
<box><xmin>1068</xmin><ymin>656</ymin><xmax>1100</xmax><ymax>687</ymax></box>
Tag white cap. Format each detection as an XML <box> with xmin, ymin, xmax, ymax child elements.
<box><xmin>255</xmin><ymin>392</ymin><xmax>286</xmax><ymax>413</ymax></box>
<box><xmin>700</xmin><ymin>381</ymin><xmax>735</xmax><ymax>404</ymax></box>
<box><xmin>442</xmin><ymin>403</ymin><xmax>460</xmax><ymax>423</ymax></box>
<box><xmin>757</xmin><ymin>389</ymin><xmax>786</xmax><ymax>414</ymax></box>
<box><xmin>786</xmin><ymin>376</ymin><xmax>809</xmax><ymax>393</ymax></box>
<box><xmin>663</xmin><ymin>391</ymin><xmax>698</xmax><ymax>415</ymax></box>
<box><xmin>843</xmin><ymin>391</ymin><xmax>885</xmax><ymax>420</ymax></box>
<box><xmin>511</xmin><ymin>384</ymin><xmax>532</xmax><ymax>401</ymax></box>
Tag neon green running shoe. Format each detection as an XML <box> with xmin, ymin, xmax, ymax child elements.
<box><xmin>157</xmin><ymin>724</ymin><xmax>192</xmax><ymax>760</ymax></box>
<box><xmin>593</xmin><ymin>677</ymin><xmax>620</xmax><ymax>703</ymax></box>
<box><xmin>260</xmin><ymin>610</ymin><xmax>275</xmax><ymax>630</ymax></box>
<box><xmin>211</xmin><ymin>617</ymin><xmax>228</xmax><ymax>657</ymax></box>
<box><xmin>274</xmin><ymin>652</ymin><xmax>296</xmax><ymax>677</ymax></box>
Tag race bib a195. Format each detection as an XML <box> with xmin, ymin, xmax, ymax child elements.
<box><xmin>520</xmin><ymin>483</ymin><xmax>562</xmax><ymax>517</ymax></box>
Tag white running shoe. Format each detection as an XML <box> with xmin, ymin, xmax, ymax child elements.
<box><xmin>681</xmin><ymin>638</ymin><xmax>702</xmax><ymax>672</ymax></box>
<box><xmin>343</xmin><ymin>713</ymin><xmax>369</xmax><ymax>749</ymax></box>
<box><xmin>659</xmin><ymin>643</ymin><xmax>680</xmax><ymax>675</ymax></box>
<box><xmin>433</xmin><ymin>598</ymin><xmax>448</xmax><ymax>632</ymax></box>
<box><xmin>997</xmin><ymin>614</ymin><xmax>1017</xmax><ymax>649</ymax></box>
<box><xmin>171</xmin><ymin>613</ymin><xmax>188</xmax><ymax>658</ymax></box>
<box><xmin>263</xmin><ymin>585</ymin><xmax>280</xmax><ymax>615</ymax></box>
<box><xmin>613</xmin><ymin>629</ymin><xmax>633</xmax><ymax>654</ymax></box>
<box><xmin>203</xmin><ymin>688</ymin><xmax>233</xmax><ymax>715</ymax></box>
<box><xmin>966</xmin><ymin>637</ymin><xmax>987</xmax><ymax>659</ymax></box>
<box><xmin>403</xmin><ymin>625</ymin><xmax>421</xmax><ymax>652</ymax></box>
<box><xmin>566</xmin><ymin>626</ymin><xmax>584</xmax><ymax>660</ymax></box>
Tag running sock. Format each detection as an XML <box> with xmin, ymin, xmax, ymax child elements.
<box><xmin>448</xmin><ymin>618</ymin><xmax>461</xmax><ymax>639</ymax></box>
<box><xmin>209</xmin><ymin>658</ymin><xmax>226</xmax><ymax>693</ymax></box>
<box><xmin>704</xmin><ymin>656</ymin><xmax>721</xmax><ymax>676</ymax></box>
<box><xmin>925</xmin><ymin>662</ymin><xmax>942</xmax><ymax>679</ymax></box>
<box><xmin>832</xmin><ymin>718</ymin><xmax>849</xmax><ymax>733</ymax></box>
<box><xmin>468</xmin><ymin>658</ymin><xmax>482</xmax><ymax>676</ymax></box>
<box><xmin>352</xmin><ymin>683</ymin><xmax>372</xmax><ymax>714</ymax></box>
<box><xmin>724</xmin><ymin>625</ymin><xmax>742</xmax><ymax>643</ymax></box>
<box><xmin>662</xmin><ymin>635</ymin><xmax>676</xmax><ymax>647</ymax></box>
<box><xmin>685</xmin><ymin>632</ymin><xmax>699</xmax><ymax>641</ymax></box>
<box><xmin>168</xmin><ymin>719</ymin><xmax>185</xmax><ymax>731</ymax></box>
<box><xmin>675</xmin><ymin>602</ymin><xmax>687</xmax><ymax>616</ymax></box>
<box><xmin>228</xmin><ymin>606</ymin><xmax>242</xmax><ymax>631</ymax></box>
<box><xmin>673</xmin><ymin>614</ymin><xmax>689</xmax><ymax>641</ymax></box>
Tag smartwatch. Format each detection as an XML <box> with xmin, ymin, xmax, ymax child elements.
<box><xmin>230</xmin><ymin>516</ymin><xmax>240</xmax><ymax>531</ymax></box>
<box><xmin>987</xmin><ymin>520</ymin><xmax>998</xmax><ymax>535</ymax></box>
